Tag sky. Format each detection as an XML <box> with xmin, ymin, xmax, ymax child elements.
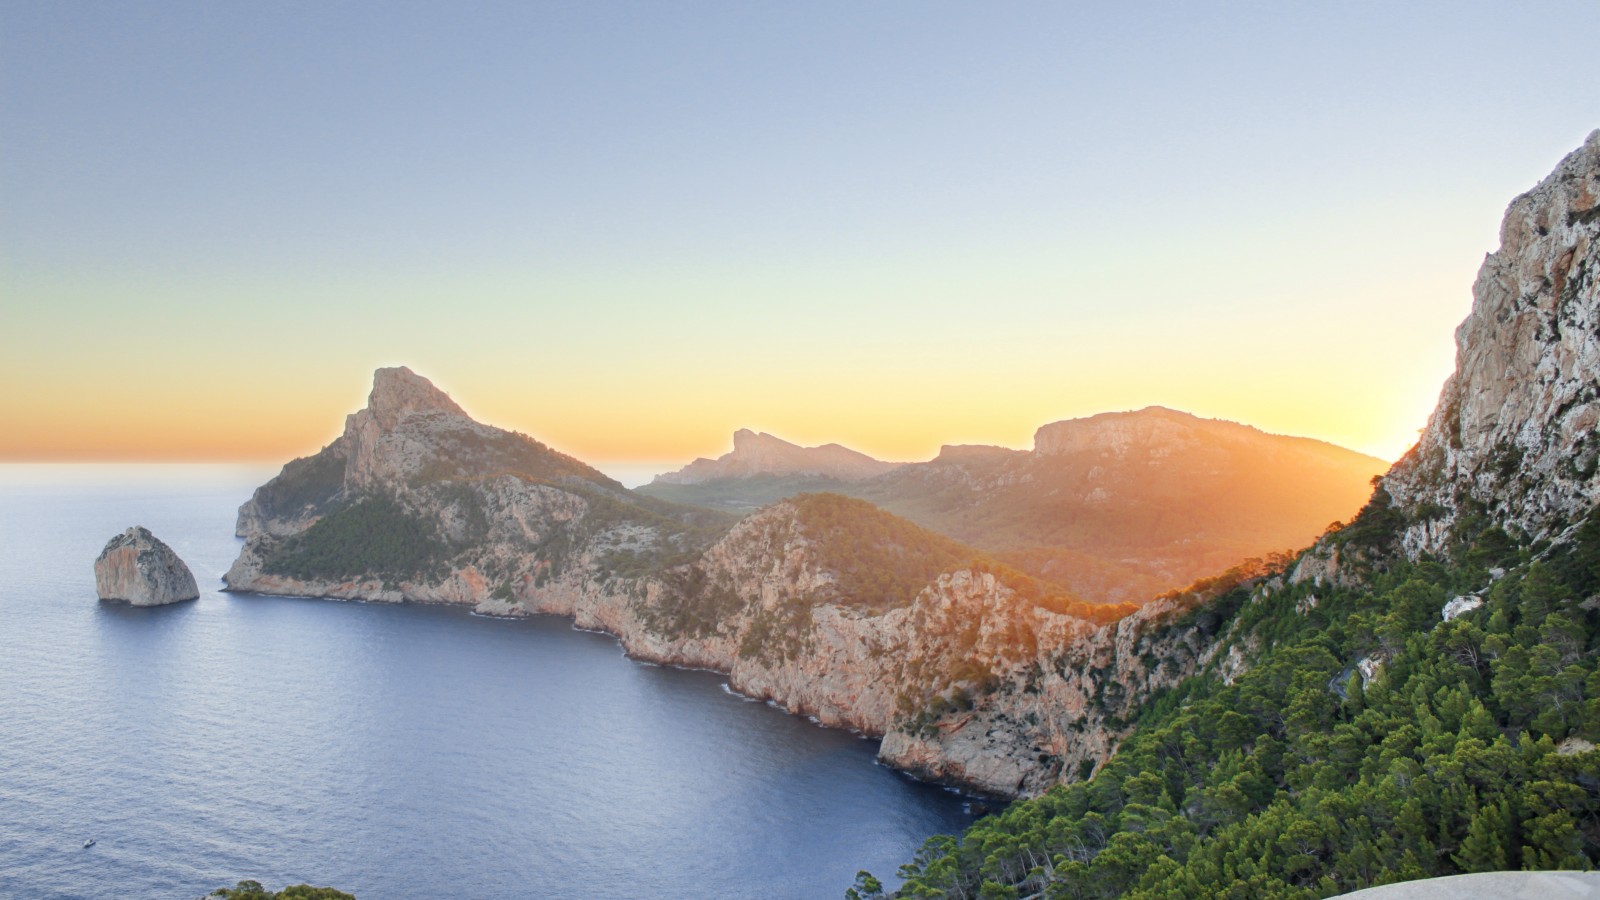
<box><xmin>4</xmin><ymin>2</ymin><xmax>1599</xmax><ymax>480</ymax></box>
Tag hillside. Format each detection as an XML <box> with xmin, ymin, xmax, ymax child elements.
<box><xmin>866</xmin><ymin>129</ymin><xmax>1600</xmax><ymax>898</ymax></box>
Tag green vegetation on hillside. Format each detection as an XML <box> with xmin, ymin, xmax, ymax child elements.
<box><xmin>638</xmin><ymin>473</ymin><xmax>857</xmax><ymax>511</ymax></box>
<box><xmin>262</xmin><ymin>494</ymin><xmax>452</xmax><ymax>581</ymax></box>
<box><xmin>583</xmin><ymin>488</ymin><xmax>737</xmax><ymax>580</ymax></box>
<box><xmin>861</xmin><ymin>506</ymin><xmax>1600</xmax><ymax>898</ymax></box>
<box><xmin>409</xmin><ymin>424</ymin><xmax>619</xmax><ymax>489</ymax></box>
<box><xmin>251</xmin><ymin>447</ymin><xmax>348</xmax><ymax>521</ymax></box>
<box><xmin>791</xmin><ymin>493</ymin><xmax>981</xmax><ymax>613</ymax></box>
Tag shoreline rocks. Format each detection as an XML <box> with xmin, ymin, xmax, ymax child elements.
<box><xmin>94</xmin><ymin>526</ymin><xmax>199</xmax><ymax>606</ymax></box>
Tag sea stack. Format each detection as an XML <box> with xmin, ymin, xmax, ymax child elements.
<box><xmin>94</xmin><ymin>526</ymin><xmax>200</xmax><ymax>606</ymax></box>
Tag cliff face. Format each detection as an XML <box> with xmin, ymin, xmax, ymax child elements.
<box><xmin>95</xmin><ymin>526</ymin><xmax>199</xmax><ymax>606</ymax></box>
<box><xmin>1383</xmin><ymin>130</ymin><xmax>1600</xmax><ymax>558</ymax></box>
<box><xmin>877</xmin><ymin>132</ymin><xmax>1600</xmax><ymax>899</ymax></box>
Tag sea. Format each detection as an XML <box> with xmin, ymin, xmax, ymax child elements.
<box><xmin>0</xmin><ymin>465</ymin><xmax>978</xmax><ymax>899</ymax></box>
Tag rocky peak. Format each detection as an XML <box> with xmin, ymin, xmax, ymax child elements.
<box><xmin>363</xmin><ymin>366</ymin><xmax>468</xmax><ymax>431</ymax></box>
<box><xmin>1383</xmin><ymin>130</ymin><xmax>1600</xmax><ymax>556</ymax></box>
<box><xmin>337</xmin><ymin>366</ymin><xmax>476</xmax><ymax>490</ymax></box>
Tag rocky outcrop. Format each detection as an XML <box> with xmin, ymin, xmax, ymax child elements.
<box><xmin>95</xmin><ymin>526</ymin><xmax>199</xmax><ymax>606</ymax></box>
<box><xmin>1383</xmin><ymin>130</ymin><xmax>1600</xmax><ymax>557</ymax></box>
<box><xmin>652</xmin><ymin>428</ymin><xmax>900</xmax><ymax>485</ymax></box>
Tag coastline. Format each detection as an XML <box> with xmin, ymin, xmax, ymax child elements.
<box><xmin>221</xmin><ymin>582</ymin><xmax>1015</xmax><ymax>804</ymax></box>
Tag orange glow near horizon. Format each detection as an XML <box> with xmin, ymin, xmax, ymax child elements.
<box><xmin>0</xmin><ymin>183</ymin><xmax>1476</xmax><ymax>472</ymax></box>
<box><xmin>8</xmin><ymin>5</ymin><xmax>1595</xmax><ymax>488</ymax></box>
<box><xmin>0</xmin><ymin>331</ymin><xmax>1448</xmax><ymax>470</ymax></box>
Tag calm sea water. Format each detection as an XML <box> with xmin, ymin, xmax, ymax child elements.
<box><xmin>0</xmin><ymin>466</ymin><xmax>976</xmax><ymax>899</ymax></box>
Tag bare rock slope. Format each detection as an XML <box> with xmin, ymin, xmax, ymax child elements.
<box><xmin>1384</xmin><ymin>130</ymin><xmax>1600</xmax><ymax>556</ymax></box>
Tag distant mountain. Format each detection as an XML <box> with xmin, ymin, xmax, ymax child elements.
<box><xmin>651</xmin><ymin>429</ymin><xmax>901</xmax><ymax>486</ymax></box>
<box><xmin>645</xmin><ymin>407</ymin><xmax>1388</xmax><ymax>602</ymax></box>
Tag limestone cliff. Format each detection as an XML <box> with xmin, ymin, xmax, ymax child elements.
<box><xmin>1382</xmin><ymin>129</ymin><xmax>1600</xmax><ymax>559</ymax></box>
<box><xmin>95</xmin><ymin>526</ymin><xmax>199</xmax><ymax>606</ymax></box>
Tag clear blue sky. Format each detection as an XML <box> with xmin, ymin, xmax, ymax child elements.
<box><xmin>3</xmin><ymin>2</ymin><xmax>1597</xmax><ymax>471</ymax></box>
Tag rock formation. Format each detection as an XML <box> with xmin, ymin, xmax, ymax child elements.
<box><xmin>872</xmin><ymin>131</ymin><xmax>1600</xmax><ymax>899</ymax></box>
<box><xmin>94</xmin><ymin>526</ymin><xmax>200</xmax><ymax>606</ymax></box>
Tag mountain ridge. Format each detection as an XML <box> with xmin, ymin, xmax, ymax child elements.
<box><xmin>644</xmin><ymin>405</ymin><xmax>1387</xmax><ymax>602</ymax></box>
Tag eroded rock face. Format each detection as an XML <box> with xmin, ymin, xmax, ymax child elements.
<box><xmin>1384</xmin><ymin>130</ymin><xmax>1600</xmax><ymax>555</ymax></box>
<box><xmin>94</xmin><ymin>526</ymin><xmax>199</xmax><ymax>606</ymax></box>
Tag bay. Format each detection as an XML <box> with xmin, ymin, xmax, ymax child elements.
<box><xmin>0</xmin><ymin>465</ymin><xmax>975</xmax><ymax>899</ymax></box>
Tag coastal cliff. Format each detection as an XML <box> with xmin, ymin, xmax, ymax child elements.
<box><xmin>224</xmin><ymin>369</ymin><xmax>1241</xmax><ymax>797</ymax></box>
